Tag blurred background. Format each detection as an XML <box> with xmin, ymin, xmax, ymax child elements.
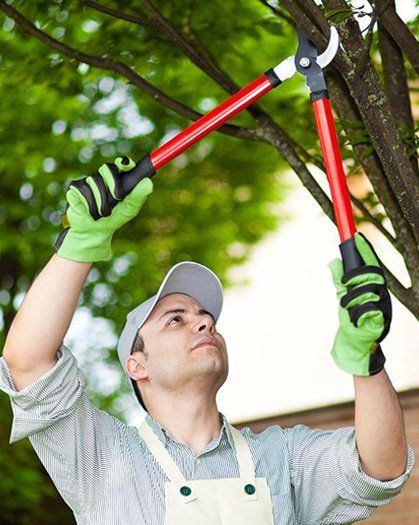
<box><xmin>0</xmin><ymin>0</ymin><xmax>417</xmax><ymax>523</ymax></box>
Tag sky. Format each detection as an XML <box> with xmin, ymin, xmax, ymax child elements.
<box><xmin>66</xmin><ymin>0</ymin><xmax>418</xmax><ymax>427</ymax></box>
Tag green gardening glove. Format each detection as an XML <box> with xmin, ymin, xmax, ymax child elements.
<box><xmin>54</xmin><ymin>156</ymin><xmax>153</xmax><ymax>262</ymax></box>
<box><xmin>328</xmin><ymin>232</ymin><xmax>392</xmax><ymax>376</ymax></box>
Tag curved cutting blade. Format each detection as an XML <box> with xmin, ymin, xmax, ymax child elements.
<box><xmin>273</xmin><ymin>26</ymin><xmax>340</xmax><ymax>83</ymax></box>
<box><xmin>317</xmin><ymin>26</ymin><xmax>340</xmax><ymax>68</ymax></box>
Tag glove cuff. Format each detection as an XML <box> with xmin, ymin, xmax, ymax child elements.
<box><xmin>331</xmin><ymin>335</ymin><xmax>386</xmax><ymax>377</ymax></box>
<box><xmin>369</xmin><ymin>343</ymin><xmax>386</xmax><ymax>375</ymax></box>
<box><xmin>54</xmin><ymin>228</ymin><xmax>113</xmax><ymax>262</ymax></box>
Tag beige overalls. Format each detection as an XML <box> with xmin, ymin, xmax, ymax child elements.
<box><xmin>138</xmin><ymin>419</ymin><xmax>275</xmax><ymax>524</ymax></box>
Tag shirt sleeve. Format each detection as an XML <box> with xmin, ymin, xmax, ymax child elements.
<box><xmin>284</xmin><ymin>423</ymin><xmax>415</xmax><ymax>525</ymax></box>
<box><xmin>0</xmin><ymin>344</ymin><xmax>120</xmax><ymax>515</ymax></box>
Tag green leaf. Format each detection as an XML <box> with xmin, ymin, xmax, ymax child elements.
<box><xmin>259</xmin><ymin>20</ymin><xmax>284</xmax><ymax>36</ymax></box>
<box><xmin>325</xmin><ymin>7</ymin><xmax>353</xmax><ymax>22</ymax></box>
<box><xmin>350</xmin><ymin>133</ymin><xmax>371</xmax><ymax>146</ymax></box>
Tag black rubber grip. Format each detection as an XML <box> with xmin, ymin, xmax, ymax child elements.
<box><xmin>264</xmin><ymin>68</ymin><xmax>282</xmax><ymax>87</ymax></box>
<box><xmin>310</xmin><ymin>89</ymin><xmax>329</xmax><ymax>101</ymax></box>
<box><xmin>106</xmin><ymin>154</ymin><xmax>156</xmax><ymax>208</ymax></box>
<box><xmin>339</xmin><ymin>236</ymin><xmax>364</xmax><ymax>273</ymax></box>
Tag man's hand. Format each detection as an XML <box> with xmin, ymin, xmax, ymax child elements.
<box><xmin>328</xmin><ymin>232</ymin><xmax>392</xmax><ymax>376</ymax></box>
<box><xmin>54</xmin><ymin>156</ymin><xmax>153</xmax><ymax>263</ymax></box>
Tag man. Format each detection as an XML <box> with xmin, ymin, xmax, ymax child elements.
<box><xmin>0</xmin><ymin>158</ymin><xmax>414</xmax><ymax>524</ymax></box>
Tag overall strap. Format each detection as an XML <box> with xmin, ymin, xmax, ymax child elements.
<box><xmin>138</xmin><ymin>420</ymin><xmax>187</xmax><ymax>486</ymax></box>
<box><xmin>228</xmin><ymin>424</ymin><xmax>256</xmax><ymax>485</ymax></box>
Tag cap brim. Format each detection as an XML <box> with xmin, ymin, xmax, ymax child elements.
<box><xmin>138</xmin><ymin>261</ymin><xmax>223</xmax><ymax>332</ymax></box>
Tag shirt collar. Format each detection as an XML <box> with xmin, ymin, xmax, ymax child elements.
<box><xmin>145</xmin><ymin>411</ymin><xmax>235</xmax><ymax>450</ymax></box>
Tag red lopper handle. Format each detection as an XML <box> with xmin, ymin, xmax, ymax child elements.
<box><xmin>311</xmin><ymin>97</ymin><xmax>356</xmax><ymax>243</ymax></box>
<box><xmin>312</xmin><ymin>97</ymin><xmax>365</xmax><ymax>271</ymax></box>
<box><xmin>150</xmin><ymin>75</ymin><xmax>274</xmax><ymax>170</ymax></box>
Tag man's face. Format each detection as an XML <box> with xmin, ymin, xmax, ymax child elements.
<box><xmin>127</xmin><ymin>293</ymin><xmax>228</xmax><ymax>404</ymax></box>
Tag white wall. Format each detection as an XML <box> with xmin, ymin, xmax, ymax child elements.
<box><xmin>216</xmin><ymin>171</ymin><xmax>419</xmax><ymax>423</ymax></box>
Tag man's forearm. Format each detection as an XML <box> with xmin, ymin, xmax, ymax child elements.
<box><xmin>354</xmin><ymin>367</ymin><xmax>408</xmax><ymax>481</ymax></box>
<box><xmin>2</xmin><ymin>254</ymin><xmax>92</xmax><ymax>370</ymax></box>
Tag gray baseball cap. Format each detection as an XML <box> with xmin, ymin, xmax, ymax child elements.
<box><xmin>117</xmin><ymin>261</ymin><xmax>224</xmax><ymax>411</ymax></box>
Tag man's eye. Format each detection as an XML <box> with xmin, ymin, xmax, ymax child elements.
<box><xmin>168</xmin><ymin>316</ymin><xmax>182</xmax><ymax>325</ymax></box>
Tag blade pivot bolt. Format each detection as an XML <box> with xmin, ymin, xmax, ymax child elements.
<box><xmin>299</xmin><ymin>57</ymin><xmax>310</xmax><ymax>68</ymax></box>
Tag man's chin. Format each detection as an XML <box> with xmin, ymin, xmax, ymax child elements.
<box><xmin>191</xmin><ymin>350</ymin><xmax>222</xmax><ymax>365</ymax></box>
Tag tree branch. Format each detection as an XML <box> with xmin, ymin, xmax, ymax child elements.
<box><xmin>0</xmin><ymin>0</ymin><xmax>258</xmax><ymax>143</ymax></box>
<box><xmin>266</xmin><ymin>2</ymin><xmax>418</xmax><ymax>241</ymax></box>
<box><xmin>375</xmin><ymin>0</ymin><xmax>419</xmax><ymax>75</ymax></box>
<box><xmin>293</xmin><ymin>0</ymin><xmax>331</xmax><ymax>35</ymax></box>
<box><xmin>292</xmin><ymin>134</ymin><xmax>401</xmax><ymax>249</ymax></box>
<box><xmin>180</xmin><ymin>8</ymin><xmax>231</xmax><ymax>77</ymax></box>
<box><xmin>83</xmin><ymin>0</ymin><xmax>235</xmax><ymax>94</ymax></box>
<box><xmin>278</xmin><ymin>0</ymin><xmax>418</xmax><ymax>312</ymax></box>
<box><xmin>378</xmin><ymin>5</ymin><xmax>418</xmax><ymax>178</ymax></box>
<box><xmin>381</xmin><ymin>268</ymin><xmax>414</xmax><ymax>318</ymax></box>
<box><xmin>328</xmin><ymin>1</ymin><xmax>419</xmax><ymax>238</ymax></box>
<box><xmin>180</xmin><ymin>3</ymin><xmax>223</xmax><ymax>73</ymax></box>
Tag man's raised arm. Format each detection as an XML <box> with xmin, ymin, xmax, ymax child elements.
<box><xmin>2</xmin><ymin>155</ymin><xmax>154</xmax><ymax>390</ymax></box>
<box><xmin>328</xmin><ymin>232</ymin><xmax>412</xmax><ymax>480</ymax></box>
<box><xmin>2</xmin><ymin>256</ymin><xmax>92</xmax><ymax>389</ymax></box>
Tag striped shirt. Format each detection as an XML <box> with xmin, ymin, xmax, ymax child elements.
<box><xmin>0</xmin><ymin>344</ymin><xmax>414</xmax><ymax>525</ymax></box>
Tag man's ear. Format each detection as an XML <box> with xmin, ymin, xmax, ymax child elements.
<box><xmin>125</xmin><ymin>354</ymin><xmax>149</xmax><ymax>382</ymax></box>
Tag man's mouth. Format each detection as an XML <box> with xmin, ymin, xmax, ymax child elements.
<box><xmin>192</xmin><ymin>337</ymin><xmax>219</xmax><ymax>351</ymax></box>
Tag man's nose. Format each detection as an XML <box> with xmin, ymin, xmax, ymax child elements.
<box><xmin>194</xmin><ymin>317</ymin><xmax>214</xmax><ymax>333</ymax></box>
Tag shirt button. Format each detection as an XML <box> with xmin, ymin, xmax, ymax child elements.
<box><xmin>195</xmin><ymin>458</ymin><xmax>201</xmax><ymax>465</ymax></box>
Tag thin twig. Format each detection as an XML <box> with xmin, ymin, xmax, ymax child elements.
<box><xmin>0</xmin><ymin>0</ymin><xmax>258</xmax><ymax>142</ymax></box>
<box><xmin>140</xmin><ymin>0</ymin><xmax>238</xmax><ymax>95</ymax></box>
<box><xmin>296</xmin><ymin>146</ymin><xmax>400</xmax><ymax>248</ymax></box>
<box><xmin>354</xmin><ymin>16</ymin><xmax>376</xmax><ymax>77</ymax></box>
<box><xmin>257</xmin><ymin>0</ymin><xmax>295</xmax><ymax>26</ymax></box>
<box><xmin>81</xmin><ymin>0</ymin><xmax>157</xmax><ymax>29</ymax></box>
<box><xmin>349</xmin><ymin>193</ymin><xmax>397</xmax><ymax>246</ymax></box>
<box><xmin>354</xmin><ymin>0</ymin><xmax>392</xmax><ymax>77</ymax></box>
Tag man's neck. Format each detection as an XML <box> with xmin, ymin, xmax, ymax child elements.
<box><xmin>148</xmin><ymin>399</ymin><xmax>223</xmax><ymax>456</ymax></box>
